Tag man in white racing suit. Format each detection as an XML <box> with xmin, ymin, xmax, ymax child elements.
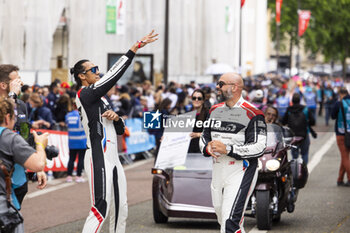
<box><xmin>200</xmin><ymin>73</ymin><xmax>267</xmax><ymax>233</ymax></box>
<box><xmin>72</xmin><ymin>31</ymin><xmax>158</xmax><ymax>233</ymax></box>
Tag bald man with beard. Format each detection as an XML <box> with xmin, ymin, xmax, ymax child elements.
<box><xmin>200</xmin><ymin>73</ymin><xmax>267</xmax><ymax>233</ymax></box>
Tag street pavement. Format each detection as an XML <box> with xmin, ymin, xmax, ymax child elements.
<box><xmin>20</xmin><ymin>122</ymin><xmax>350</xmax><ymax>233</ymax></box>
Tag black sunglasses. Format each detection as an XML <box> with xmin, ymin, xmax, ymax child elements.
<box><xmin>192</xmin><ymin>97</ymin><xmax>203</xmax><ymax>101</ymax></box>
<box><xmin>216</xmin><ymin>81</ymin><xmax>236</xmax><ymax>88</ymax></box>
<box><xmin>83</xmin><ymin>66</ymin><xmax>99</xmax><ymax>74</ymax></box>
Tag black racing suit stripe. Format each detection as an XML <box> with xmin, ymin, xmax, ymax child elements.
<box><xmin>200</xmin><ymin>115</ymin><xmax>212</xmax><ymax>157</ymax></box>
<box><xmin>228</xmin><ymin>115</ymin><xmax>267</xmax><ymax>160</ymax></box>
<box><xmin>225</xmin><ymin>159</ymin><xmax>258</xmax><ymax>233</ymax></box>
<box><xmin>113</xmin><ymin>167</ymin><xmax>119</xmax><ymax>231</ymax></box>
<box><xmin>92</xmin><ymin>50</ymin><xmax>135</xmax><ymax>99</ymax></box>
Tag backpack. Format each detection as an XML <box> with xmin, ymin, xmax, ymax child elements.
<box><xmin>287</xmin><ymin>108</ymin><xmax>308</xmax><ymax>138</ymax></box>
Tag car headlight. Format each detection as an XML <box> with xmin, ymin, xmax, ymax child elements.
<box><xmin>258</xmin><ymin>160</ymin><xmax>262</xmax><ymax>171</ymax></box>
<box><xmin>266</xmin><ymin>159</ymin><xmax>280</xmax><ymax>171</ymax></box>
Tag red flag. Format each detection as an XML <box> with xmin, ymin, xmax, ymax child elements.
<box><xmin>276</xmin><ymin>0</ymin><xmax>283</xmax><ymax>24</ymax></box>
<box><xmin>241</xmin><ymin>0</ymin><xmax>246</xmax><ymax>8</ymax></box>
<box><xmin>298</xmin><ymin>10</ymin><xmax>311</xmax><ymax>36</ymax></box>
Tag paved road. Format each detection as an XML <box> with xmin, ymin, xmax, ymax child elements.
<box><xmin>21</xmin><ymin>124</ymin><xmax>350</xmax><ymax>233</ymax></box>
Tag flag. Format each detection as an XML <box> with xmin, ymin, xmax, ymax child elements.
<box><xmin>241</xmin><ymin>0</ymin><xmax>245</xmax><ymax>8</ymax></box>
<box><xmin>298</xmin><ymin>10</ymin><xmax>311</xmax><ymax>36</ymax></box>
<box><xmin>276</xmin><ymin>0</ymin><xmax>283</xmax><ymax>24</ymax></box>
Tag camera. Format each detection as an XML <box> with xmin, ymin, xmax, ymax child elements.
<box><xmin>19</xmin><ymin>122</ymin><xmax>59</xmax><ymax>160</ymax></box>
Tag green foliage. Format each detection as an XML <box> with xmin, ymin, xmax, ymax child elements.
<box><xmin>268</xmin><ymin>0</ymin><xmax>350</xmax><ymax>68</ymax></box>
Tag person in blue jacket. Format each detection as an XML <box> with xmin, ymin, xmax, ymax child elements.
<box><xmin>65</xmin><ymin>98</ymin><xmax>87</xmax><ymax>183</ymax></box>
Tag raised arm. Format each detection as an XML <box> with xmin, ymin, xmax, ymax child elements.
<box><xmin>86</xmin><ymin>30</ymin><xmax>158</xmax><ymax>100</ymax></box>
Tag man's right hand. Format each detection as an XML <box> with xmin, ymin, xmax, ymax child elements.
<box><xmin>9</xmin><ymin>78</ymin><xmax>23</xmax><ymax>95</ymax></box>
<box><xmin>33</xmin><ymin>131</ymin><xmax>49</xmax><ymax>149</ymax></box>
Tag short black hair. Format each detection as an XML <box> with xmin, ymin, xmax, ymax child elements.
<box><xmin>0</xmin><ymin>64</ymin><xmax>19</xmax><ymax>83</ymax></box>
<box><xmin>292</xmin><ymin>93</ymin><xmax>301</xmax><ymax>105</ymax></box>
<box><xmin>70</xmin><ymin>59</ymin><xmax>89</xmax><ymax>88</ymax></box>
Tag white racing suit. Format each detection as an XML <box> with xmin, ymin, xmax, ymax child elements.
<box><xmin>75</xmin><ymin>50</ymin><xmax>134</xmax><ymax>233</ymax></box>
<box><xmin>200</xmin><ymin>97</ymin><xmax>267</xmax><ymax>233</ymax></box>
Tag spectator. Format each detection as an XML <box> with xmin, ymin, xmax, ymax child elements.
<box><xmin>28</xmin><ymin>93</ymin><xmax>55</xmax><ymax>129</ymax></box>
<box><xmin>53</xmin><ymin>94</ymin><xmax>72</xmax><ymax>130</ymax></box>
<box><xmin>265</xmin><ymin>105</ymin><xmax>279</xmax><ymax>124</ymax></box>
<box><xmin>331</xmin><ymin>87</ymin><xmax>350</xmax><ymax>186</ymax></box>
<box><xmin>148</xmin><ymin>98</ymin><xmax>172</xmax><ymax>160</ymax></box>
<box><xmin>188</xmin><ymin>89</ymin><xmax>209</xmax><ymax>153</ymax></box>
<box><xmin>324</xmin><ymin>82</ymin><xmax>336</xmax><ymax>126</ymax></box>
<box><xmin>65</xmin><ymin>100</ymin><xmax>87</xmax><ymax>183</ymax></box>
<box><xmin>47</xmin><ymin>81</ymin><xmax>60</xmax><ymax>113</ymax></box>
<box><xmin>276</xmin><ymin>89</ymin><xmax>290</xmax><ymax>121</ymax></box>
<box><xmin>117</xmin><ymin>85</ymin><xmax>132</xmax><ymax>117</ymax></box>
<box><xmin>304</xmin><ymin>86</ymin><xmax>317</xmax><ymax>122</ymax></box>
<box><xmin>142</xmin><ymin>80</ymin><xmax>155</xmax><ymax>110</ymax></box>
<box><xmin>282</xmin><ymin>93</ymin><xmax>315</xmax><ymax>164</ymax></box>
<box><xmin>0</xmin><ymin>97</ymin><xmax>48</xmax><ymax>233</ymax></box>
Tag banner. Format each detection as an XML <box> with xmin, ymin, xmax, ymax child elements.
<box><xmin>125</xmin><ymin>118</ymin><xmax>156</xmax><ymax>154</ymax></box>
<box><xmin>276</xmin><ymin>0</ymin><xmax>283</xmax><ymax>24</ymax></box>
<box><xmin>116</xmin><ymin>0</ymin><xmax>126</xmax><ymax>35</ymax></box>
<box><xmin>154</xmin><ymin>111</ymin><xmax>196</xmax><ymax>169</ymax></box>
<box><xmin>106</xmin><ymin>0</ymin><xmax>117</xmax><ymax>34</ymax></box>
<box><xmin>241</xmin><ymin>0</ymin><xmax>246</xmax><ymax>8</ymax></box>
<box><xmin>298</xmin><ymin>10</ymin><xmax>311</xmax><ymax>37</ymax></box>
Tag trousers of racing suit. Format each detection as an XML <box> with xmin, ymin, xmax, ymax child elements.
<box><xmin>76</xmin><ymin>50</ymin><xmax>134</xmax><ymax>233</ymax></box>
<box><xmin>200</xmin><ymin>97</ymin><xmax>267</xmax><ymax>233</ymax></box>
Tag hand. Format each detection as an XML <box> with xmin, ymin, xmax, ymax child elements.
<box><xmin>190</xmin><ymin>132</ymin><xmax>201</xmax><ymax>139</ymax></box>
<box><xmin>206</xmin><ymin>141</ymin><xmax>219</xmax><ymax>159</ymax></box>
<box><xmin>102</xmin><ymin>110</ymin><xmax>119</xmax><ymax>121</ymax></box>
<box><xmin>33</xmin><ymin>131</ymin><xmax>49</xmax><ymax>148</ymax></box>
<box><xmin>36</xmin><ymin>171</ymin><xmax>47</xmax><ymax>189</ymax></box>
<box><xmin>211</xmin><ymin>140</ymin><xmax>227</xmax><ymax>155</ymax></box>
<box><xmin>9</xmin><ymin>78</ymin><xmax>23</xmax><ymax>95</ymax></box>
<box><xmin>131</xmin><ymin>30</ymin><xmax>159</xmax><ymax>53</ymax></box>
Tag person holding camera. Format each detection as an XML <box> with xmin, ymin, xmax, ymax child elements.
<box><xmin>0</xmin><ymin>64</ymin><xmax>47</xmax><ymax>210</ymax></box>
<box><xmin>0</xmin><ymin>97</ymin><xmax>48</xmax><ymax>233</ymax></box>
<box><xmin>71</xmin><ymin>31</ymin><xmax>158</xmax><ymax>233</ymax></box>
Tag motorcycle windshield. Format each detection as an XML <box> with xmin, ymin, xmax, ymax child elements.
<box><xmin>266</xmin><ymin>124</ymin><xmax>284</xmax><ymax>150</ymax></box>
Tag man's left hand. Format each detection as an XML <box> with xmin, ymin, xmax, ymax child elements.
<box><xmin>211</xmin><ymin>140</ymin><xmax>228</xmax><ymax>155</ymax></box>
<box><xmin>36</xmin><ymin>171</ymin><xmax>47</xmax><ymax>189</ymax></box>
<box><xmin>102</xmin><ymin>110</ymin><xmax>120</xmax><ymax>121</ymax></box>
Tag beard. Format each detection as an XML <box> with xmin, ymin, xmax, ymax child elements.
<box><xmin>216</xmin><ymin>88</ymin><xmax>233</xmax><ymax>102</ymax></box>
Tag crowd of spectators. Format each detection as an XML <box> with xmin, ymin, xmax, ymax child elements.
<box><xmin>18</xmin><ymin>73</ymin><xmax>349</xmax><ymax>133</ymax></box>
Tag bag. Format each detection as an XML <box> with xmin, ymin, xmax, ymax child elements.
<box><xmin>290</xmin><ymin>158</ymin><xmax>309</xmax><ymax>189</ymax></box>
<box><xmin>287</xmin><ymin>109</ymin><xmax>308</xmax><ymax>138</ymax></box>
<box><xmin>340</xmin><ymin>102</ymin><xmax>350</xmax><ymax>148</ymax></box>
<box><xmin>0</xmin><ymin>205</ymin><xmax>23</xmax><ymax>233</ymax></box>
<box><xmin>0</xmin><ymin>155</ymin><xmax>23</xmax><ymax>233</ymax></box>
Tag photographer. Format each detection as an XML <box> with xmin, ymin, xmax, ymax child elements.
<box><xmin>0</xmin><ymin>97</ymin><xmax>48</xmax><ymax>232</ymax></box>
<box><xmin>0</xmin><ymin>64</ymin><xmax>47</xmax><ymax>210</ymax></box>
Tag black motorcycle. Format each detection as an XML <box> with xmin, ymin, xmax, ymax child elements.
<box><xmin>246</xmin><ymin>124</ymin><xmax>308</xmax><ymax>230</ymax></box>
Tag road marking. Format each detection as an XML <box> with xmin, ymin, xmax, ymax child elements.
<box><xmin>307</xmin><ymin>134</ymin><xmax>336</xmax><ymax>173</ymax></box>
<box><xmin>25</xmin><ymin>182</ymin><xmax>75</xmax><ymax>200</ymax></box>
<box><xmin>248</xmin><ymin>134</ymin><xmax>336</xmax><ymax>233</ymax></box>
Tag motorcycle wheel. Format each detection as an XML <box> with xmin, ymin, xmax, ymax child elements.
<box><xmin>256</xmin><ymin>190</ymin><xmax>273</xmax><ymax>230</ymax></box>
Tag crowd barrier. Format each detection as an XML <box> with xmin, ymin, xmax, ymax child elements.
<box><xmin>34</xmin><ymin>118</ymin><xmax>156</xmax><ymax>172</ymax></box>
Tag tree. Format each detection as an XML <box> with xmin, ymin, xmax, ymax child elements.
<box><xmin>268</xmin><ymin>0</ymin><xmax>350</xmax><ymax>78</ymax></box>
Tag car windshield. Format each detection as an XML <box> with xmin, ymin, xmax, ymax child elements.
<box><xmin>266</xmin><ymin>124</ymin><xmax>284</xmax><ymax>149</ymax></box>
<box><xmin>175</xmin><ymin>153</ymin><xmax>212</xmax><ymax>171</ymax></box>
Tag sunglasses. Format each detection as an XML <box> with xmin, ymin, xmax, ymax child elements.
<box><xmin>83</xmin><ymin>66</ymin><xmax>99</xmax><ymax>74</ymax></box>
<box><xmin>192</xmin><ymin>97</ymin><xmax>203</xmax><ymax>101</ymax></box>
<box><xmin>216</xmin><ymin>81</ymin><xmax>236</xmax><ymax>88</ymax></box>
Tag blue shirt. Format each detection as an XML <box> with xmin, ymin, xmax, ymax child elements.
<box><xmin>65</xmin><ymin>110</ymin><xmax>87</xmax><ymax>149</ymax></box>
